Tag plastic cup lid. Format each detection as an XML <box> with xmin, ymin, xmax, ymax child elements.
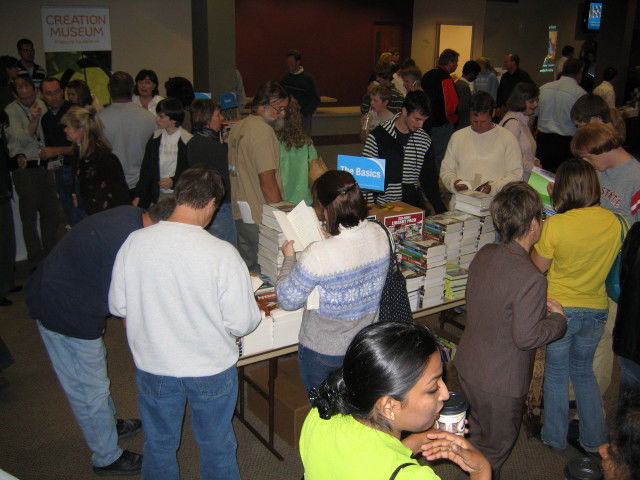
<box><xmin>439</xmin><ymin>391</ymin><xmax>468</xmax><ymax>416</ymax></box>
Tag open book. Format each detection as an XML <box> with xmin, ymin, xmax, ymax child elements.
<box><xmin>528</xmin><ymin>166</ymin><xmax>555</xmax><ymax>208</ymax></box>
<box><xmin>272</xmin><ymin>200</ymin><xmax>324</xmax><ymax>252</ymax></box>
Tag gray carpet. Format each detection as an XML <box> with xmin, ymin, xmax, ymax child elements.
<box><xmin>0</xmin><ymin>270</ymin><xmax>617</xmax><ymax>479</ymax></box>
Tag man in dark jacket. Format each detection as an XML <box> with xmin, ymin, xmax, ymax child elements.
<box><xmin>455</xmin><ymin>182</ymin><xmax>566</xmax><ymax>480</ymax></box>
<box><xmin>421</xmin><ymin>48</ymin><xmax>459</xmax><ymax>172</ymax></box>
<box><xmin>496</xmin><ymin>53</ymin><xmax>535</xmax><ymax>109</ymax></box>
<box><xmin>281</xmin><ymin>50</ymin><xmax>320</xmax><ymax>134</ymax></box>
<box><xmin>362</xmin><ymin>91</ymin><xmax>446</xmax><ymax>213</ymax></box>
<box><xmin>26</xmin><ymin>200</ymin><xmax>174</xmax><ymax>476</ymax></box>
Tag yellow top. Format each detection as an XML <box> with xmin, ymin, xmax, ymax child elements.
<box><xmin>534</xmin><ymin>206</ymin><xmax>622</xmax><ymax>309</ymax></box>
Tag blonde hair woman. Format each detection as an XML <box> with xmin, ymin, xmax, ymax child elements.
<box><xmin>61</xmin><ymin>106</ymin><xmax>130</xmax><ymax>215</ymax></box>
<box><xmin>474</xmin><ymin>57</ymin><xmax>499</xmax><ymax>101</ymax></box>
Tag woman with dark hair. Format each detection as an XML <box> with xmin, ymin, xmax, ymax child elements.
<box><xmin>532</xmin><ymin>158</ymin><xmax>625</xmax><ymax>454</ymax></box>
<box><xmin>134</xmin><ymin>98</ymin><xmax>192</xmax><ymax>208</ymax></box>
<box><xmin>61</xmin><ymin>106</ymin><xmax>129</xmax><ymax>215</ymax></box>
<box><xmin>600</xmin><ymin>391</ymin><xmax>640</xmax><ymax>480</ymax></box>
<box><xmin>276</xmin><ymin>97</ymin><xmax>317</xmax><ymax>205</ymax></box>
<box><xmin>500</xmin><ymin>82</ymin><xmax>541</xmax><ymax>180</ymax></box>
<box><xmin>132</xmin><ymin>69</ymin><xmax>164</xmax><ymax>114</ymax></box>
<box><xmin>165</xmin><ymin>77</ymin><xmax>195</xmax><ymax>132</ymax></box>
<box><xmin>187</xmin><ymin>98</ymin><xmax>236</xmax><ymax>245</ymax></box>
<box><xmin>66</xmin><ymin>79</ymin><xmax>102</xmax><ymax>112</ymax></box>
<box><xmin>0</xmin><ymin>56</ymin><xmax>20</xmax><ymax>111</ymax></box>
<box><xmin>300</xmin><ymin>321</ymin><xmax>491</xmax><ymax>480</ymax></box>
<box><xmin>276</xmin><ymin>170</ymin><xmax>390</xmax><ymax>393</ymax></box>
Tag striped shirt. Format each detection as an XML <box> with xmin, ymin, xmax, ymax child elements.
<box><xmin>361</xmin><ymin>114</ymin><xmax>432</xmax><ymax>203</ymax></box>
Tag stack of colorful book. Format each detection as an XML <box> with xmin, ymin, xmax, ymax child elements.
<box><xmin>423</xmin><ymin>214</ymin><xmax>464</xmax><ymax>264</ymax></box>
<box><xmin>444</xmin><ymin>263</ymin><xmax>469</xmax><ymax>301</ymax></box>
<box><xmin>398</xmin><ymin>237</ymin><xmax>447</xmax><ymax>310</ymax></box>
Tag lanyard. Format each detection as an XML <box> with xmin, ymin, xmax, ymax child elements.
<box><xmin>17</xmin><ymin>102</ymin><xmax>44</xmax><ymax>147</ymax></box>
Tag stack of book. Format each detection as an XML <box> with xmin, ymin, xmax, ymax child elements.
<box><xmin>435</xmin><ymin>335</ymin><xmax>458</xmax><ymax>363</ymax></box>
<box><xmin>423</xmin><ymin>214</ymin><xmax>464</xmax><ymax>264</ymax></box>
<box><xmin>449</xmin><ymin>212</ymin><xmax>481</xmax><ymax>269</ymax></box>
<box><xmin>453</xmin><ymin>191</ymin><xmax>492</xmax><ymax>216</ymax></box>
<box><xmin>398</xmin><ymin>237</ymin><xmax>447</xmax><ymax>311</ymax></box>
<box><xmin>477</xmin><ymin>213</ymin><xmax>496</xmax><ymax>250</ymax></box>
<box><xmin>422</xmin><ymin>263</ymin><xmax>447</xmax><ymax>308</ymax></box>
<box><xmin>258</xmin><ymin>202</ymin><xmax>294</xmax><ymax>279</ymax></box>
<box><xmin>444</xmin><ymin>263</ymin><xmax>469</xmax><ymax>301</ymax></box>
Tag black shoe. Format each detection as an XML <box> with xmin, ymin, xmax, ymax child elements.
<box><xmin>8</xmin><ymin>285</ymin><xmax>22</xmax><ymax>293</ymax></box>
<box><xmin>93</xmin><ymin>450</ymin><xmax>142</xmax><ymax>476</ymax></box>
<box><xmin>567</xmin><ymin>435</ymin><xmax>601</xmax><ymax>459</ymax></box>
<box><xmin>116</xmin><ymin>419</ymin><xmax>142</xmax><ymax>441</ymax></box>
<box><xmin>0</xmin><ymin>297</ymin><xmax>12</xmax><ymax>307</ymax></box>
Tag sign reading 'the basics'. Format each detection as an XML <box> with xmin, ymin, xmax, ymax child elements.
<box><xmin>337</xmin><ymin>155</ymin><xmax>385</xmax><ymax>192</ymax></box>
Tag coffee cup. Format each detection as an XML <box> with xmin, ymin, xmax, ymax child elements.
<box><xmin>435</xmin><ymin>391</ymin><xmax>468</xmax><ymax>436</ymax></box>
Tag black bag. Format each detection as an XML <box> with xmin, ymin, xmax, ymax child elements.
<box><xmin>376</xmin><ymin>221</ymin><xmax>413</xmax><ymax>323</ymax></box>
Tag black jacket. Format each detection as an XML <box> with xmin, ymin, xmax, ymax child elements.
<box><xmin>135</xmin><ymin>130</ymin><xmax>191</xmax><ymax>209</ymax></box>
<box><xmin>614</xmin><ymin>222</ymin><xmax>640</xmax><ymax>364</ymax></box>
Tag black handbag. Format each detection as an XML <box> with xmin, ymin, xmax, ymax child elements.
<box><xmin>376</xmin><ymin>221</ymin><xmax>413</xmax><ymax>323</ymax></box>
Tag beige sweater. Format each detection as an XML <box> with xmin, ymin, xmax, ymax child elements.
<box><xmin>440</xmin><ymin>125</ymin><xmax>523</xmax><ymax>196</ymax></box>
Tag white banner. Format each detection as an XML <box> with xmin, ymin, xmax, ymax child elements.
<box><xmin>41</xmin><ymin>6</ymin><xmax>111</xmax><ymax>52</ymax></box>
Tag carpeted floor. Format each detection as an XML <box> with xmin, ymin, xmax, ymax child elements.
<box><xmin>0</xmin><ymin>266</ymin><xmax>618</xmax><ymax>480</ymax></box>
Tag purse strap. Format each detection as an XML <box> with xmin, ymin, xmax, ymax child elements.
<box><xmin>373</xmin><ymin>220</ymin><xmax>397</xmax><ymax>265</ymax></box>
<box><xmin>389</xmin><ymin>463</ymin><xmax>414</xmax><ymax>480</ymax></box>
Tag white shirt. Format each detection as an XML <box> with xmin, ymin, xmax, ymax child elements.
<box><xmin>440</xmin><ymin>125</ymin><xmax>523</xmax><ymax>195</ymax></box>
<box><xmin>109</xmin><ymin>221</ymin><xmax>261</xmax><ymax>377</ymax></box>
<box><xmin>554</xmin><ymin>56</ymin><xmax>569</xmax><ymax>78</ymax></box>
<box><xmin>537</xmin><ymin>76</ymin><xmax>586</xmax><ymax>136</ymax></box>
<box><xmin>159</xmin><ymin>128</ymin><xmax>181</xmax><ymax>193</ymax></box>
<box><xmin>593</xmin><ymin>80</ymin><xmax>616</xmax><ymax>108</ymax></box>
<box><xmin>132</xmin><ymin>94</ymin><xmax>165</xmax><ymax>115</ymax></box>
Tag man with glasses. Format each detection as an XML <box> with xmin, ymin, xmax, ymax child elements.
<box><xmin>228</xmin><ymin>81</ymin><xmax>288</xmax><ymax>272</ymax></box>
<box><xmin>16</xmin><ymin>39</ymin><xmax>46</xmax><ymax>89</ymax></box>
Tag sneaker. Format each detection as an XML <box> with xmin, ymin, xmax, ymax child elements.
<box><xmin>116</xmin><ymin>419</ymin><xmax>142</xmax><ymax>441</ymax></box>
<box><xmin>93</xmin><ymin>450</ymin><xmax>142</xmax><ymax>476</ymax></box>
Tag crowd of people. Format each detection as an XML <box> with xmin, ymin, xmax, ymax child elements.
<box><xmin>0</xmin><ymin>34</ymin><xmax>639</xmax><ymax>480</ymax></box>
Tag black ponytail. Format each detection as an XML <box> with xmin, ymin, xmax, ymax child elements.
<box><xmin>309</xmin><ymin>322</ymin><xmax>439</xmax><ymax>426</ymax></box>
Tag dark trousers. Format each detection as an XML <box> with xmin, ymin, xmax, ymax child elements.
<box><xmin>0</xmin><ymin>201</ymin><xmax>16</xmax><ymax>296</ymax></box>
<box><xmin>0</xmin><ymin>336</ymin><xmax>14</xmax><ymax>371</ymax></box>
<box><xmin>11</xmin><ymin>168</ymin><xmax>64</xmax><ymax>267</ymax></box>
<box><xmin>54</xmin><ymin>164</ymin><xmax>85</xmax><ymax>226</ymax></box>
<box><xmin>458</xmin><ymin>374</ymin><xmax>525</xmax><ymax>480</ymax></box>
<box><xmin>235</xmin><ymin>220</ymin><xmax>260</xmax><ymax>273</ymax></box>
<box><xmin>536</xmin><ymin>132</ymin><xmax>573</xmax><ymax>173</ymax></box>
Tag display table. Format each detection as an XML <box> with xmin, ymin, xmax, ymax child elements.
<box><xmin>235</xmin><ymin>297</ymin><xmax>466</xmax><ymax>459</ymax></box>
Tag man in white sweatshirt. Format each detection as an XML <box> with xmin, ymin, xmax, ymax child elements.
<box><xmin>109</xmin><ymin>166</ymin><xmax>261</xmax><ymax>480</ymax></box>
<box><xmin>441</xmin><ymin>91</ymin><xmax>523</xmax><ymax>197</ymax></box>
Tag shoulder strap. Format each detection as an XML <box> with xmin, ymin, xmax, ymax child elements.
<box><xmin>389</xmin><ymin>463</ymin><xmax>415</xmax><ymax>480</ymax></box>
<box><xmin>373</xmin><ymin>220</ymin><xmax>396</xmax><ymax>260</ymax></box>
<box><xmin>501</xmin><ymin>117</ymin><xmax>517</xmax><ymax>127</ymax></box>
<box><xmin>614</xmin><ymin>213</ymin><xmax>630</xmax><ymax>240</ymax></box>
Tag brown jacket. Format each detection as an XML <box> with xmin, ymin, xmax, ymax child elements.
<box><xmin>454</xmin><ymin>242</ymin><xmax>566</xmax><ymax>398</ymax></box>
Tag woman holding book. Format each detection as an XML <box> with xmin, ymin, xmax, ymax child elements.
<box><xmin>532</xmin><ymin>158</ymin><xmax>625</xmax><ymax>454</ymax></box>
<box><xmin>276</xmin><ymin>170</ymin><xmax>389</xmax><ymax>393</ymax></box>
<box><xmin>300</xmin><ymin>321</ymin><xmax>491</xmax><ymax>480</ymax></box>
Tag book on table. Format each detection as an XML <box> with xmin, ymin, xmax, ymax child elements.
<box><xmin>454</xmin><ymin>190</ymin><xmax>492</xmax><ymax>209</ymax></box>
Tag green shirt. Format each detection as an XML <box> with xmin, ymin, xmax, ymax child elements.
<box><xmin>279</xmin><ymin>142</ymin><xmax>316</xmax><ymax>205</ymax></box>
<box><xmin>300</xmin><ymin>408</ymin><xmax>441</xmax><ymax>480</ymax></box>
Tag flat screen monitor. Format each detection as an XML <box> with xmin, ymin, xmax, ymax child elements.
<box><xmin>586</xmin><ymin>2</ymin><xmax>603</xmax><ymax>31</ymax></box>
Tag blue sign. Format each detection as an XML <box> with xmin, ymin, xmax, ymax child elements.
<box><xmin>219</xmin><ymin>92</ymin><xmax>238</xmax><ymax>110</ymax></box>
<box><xmin>194</xmin><ymin>92</ymin><xmax>212</xmax><ymax>99</ymax></box>
<box><xmin>337</xmin><ymin>155</ymin><xmax>386</xmax><ymax>192</ymax></box>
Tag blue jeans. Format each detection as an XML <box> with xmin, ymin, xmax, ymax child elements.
<box><xmin>135</xmin><ymin>366</ymin><xmax>240</xmax><ymax>480</ymax></box>
<box><xmin>298</xmin><ymin>344</ymin><xmax>344</xmax><ymax>394</ymax></box>
<box><xmin>206</xmin><ymin>201</ymin><xmax>237</xmax><ymax>246</ymax></box>
<box><xmin>542</xmin><ymin>307</ymin><xmax>608</xmax><ymax>452</ymax></box>
<box><xmin>37</xmin><ymin>322</ymin><xmax>122</xmax><ymax>467</ymax></box>
<box><xmin>618</xmin><ymin>356</ymin><xmax>640</xmax><ymax>394</ymax></box>
<box><xmin>55</xmin><ymin>164</ymin><xmax>85</xmax><ymax>226</ymax></box>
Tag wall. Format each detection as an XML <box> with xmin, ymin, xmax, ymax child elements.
<box><xmin>236</xmin><ymin>0</ymin><xmax>413</xmax><ymax>106</ymax></box>
<box><xmin>0</xmin><ymin>0</ymin><xmax>193</xmax><ymax>96</ymax></box>
<box><xmin>411</xmin><ymin>0</ymin><xmax>487</xmax><ymax>74</ymax></box>
<box><xmin>483</xmin><ymin>0</ymin><xmax>583</xmax><ymax>86</ymax></box>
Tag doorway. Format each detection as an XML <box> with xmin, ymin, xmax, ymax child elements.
<box><xmin>436</xmin><ymin>24</ymin><xmax>474</xmax><ymax>79</ymax></box>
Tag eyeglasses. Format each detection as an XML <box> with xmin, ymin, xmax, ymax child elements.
<box><xmin>269</xmin><ymin>102</ymin><xmax>287</xmax><ymax>114</ymax></box>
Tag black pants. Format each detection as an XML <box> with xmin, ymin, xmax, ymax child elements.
<box><xmin>11</xmin><ymin>168</ymin><xmax>64</xmax><ymax>267</ymax></box>
<box><xmin>536</xmin><ymin>132</ymin><xmax>573</xmax><ymax>173</ymax></box>
<box><xmin>0</xmin><ymin>200</ymin><xmax>16</xmax><ymax>296</ymax></box>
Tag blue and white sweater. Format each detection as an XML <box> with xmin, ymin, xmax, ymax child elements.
<box><xmin>276</xmin><ymin>220</ymin><xmax>390</xmax><ymax>356</ymax></box>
